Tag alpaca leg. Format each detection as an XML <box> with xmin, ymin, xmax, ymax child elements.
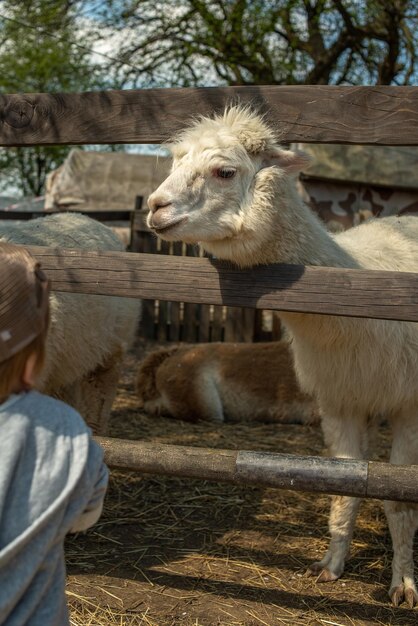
<box><xmin>385</xmin><ymin>501</ymin><xmax>418</xmax><ymax>607</ymax></box>
<box><xmin>80</xmin><ymin>350</ymin><xmax>124</xmax><ymax>435</ymax></box>
<box><xmin>53</xmin><ymin>349</ymin><xmax>123</xmax><ymax>435</ymax></box>
<box><xmin>306</xmin><ymin>413</ymin><xmax>368</xmax><ymax>581</ymax></box>
<box><xmin>307</xmin><ymin>495</ymin><xmax>361</xmax><ymax>581</ymax></box>
<box><xmin>385</xmin><ymin>414</ymin><xmax>418</xmax><ymax>607</ymax></box>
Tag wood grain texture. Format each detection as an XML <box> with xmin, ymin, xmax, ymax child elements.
<box><xmin>169</xmin><ymin>241</ymin><xmax>183</xmax><ymax>341</ymax></box>
<box><xmin>1</xmin><ymin>86</ymin><xmax>418</xmax><ymax>146</ymax></box>
<box><xmin>367</xmin><ymin>462</ymin><xmax>418</xmax><ymax>502</ymax></box>
<box><xmin>0</xmin><ymin>209</ymin><xmax>133</xmax><ymax>221</ymax></box>
<box><xmin>236</xmin><ymin>451</ymin><xmax>367</xmax><ymax>497</ymax></box>
<box><xmin>135</xmin><ymin>235</ymin><xmax>157</xmax><ymax>340</ymax></box>
<box><xmin>27</xmin><ymin>246</ymin><xmax>418</xmax><ymax>322</ymax></box>
<box><xmin>95</xmin><ymin>437</ymin><xmax>418</xmax><ymax>502</ymax></box>
<box><xmin>96</xmin><ymin>437</ymin><xmax>238</xmax><ymax>483</ymax></box>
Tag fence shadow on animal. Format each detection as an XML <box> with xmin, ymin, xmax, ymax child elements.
<box><xmin>131</xmin><ymin>208</ymin><xmax>282</xmax><ymax>344</ymax></box>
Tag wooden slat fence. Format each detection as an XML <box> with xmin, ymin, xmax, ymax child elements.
<box><xmin>2</xmin><ymin>85</ymin><xmax>418</xmax><ymax>500</ymax></box>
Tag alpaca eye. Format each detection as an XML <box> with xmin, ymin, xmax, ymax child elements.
<box><xmin>215</xmin><ymin>168</ymin><xmax>236</xmax><ymax>179</ymax></box>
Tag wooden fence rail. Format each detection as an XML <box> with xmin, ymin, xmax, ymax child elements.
<box><xmin>1</xmin><ymin>86</ymin><xmax>418</xmax><ymax>146</ymax></box>
<box><xmin>2</xmin><ymin>85</ymin><xmax>418</xmax><ymax>501</ymax></box>
<box><xmin>29</xmin><ymin>246</ymin><xmax>418</xmax><ymax>323</ymax></box>
<box><xmin>96</xmin><ymin>437</ymin><xmax>418</xmax><ymax>503</ymax></box>
<box><xmin>0</xmin><ymin>209</ymin><xmax>133</xmax><ymax>221</ymax></box>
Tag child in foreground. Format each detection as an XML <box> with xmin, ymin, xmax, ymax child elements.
<box><xmin>0</xmin><ymin>243</ymin><xmax>109</xmax><ymax>625</ymax></box>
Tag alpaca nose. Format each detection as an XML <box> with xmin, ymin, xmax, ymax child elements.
<box><xmin>148</xmin><ymin>193</ymin><xmax>172</xmax><ymax>214</ymax></box>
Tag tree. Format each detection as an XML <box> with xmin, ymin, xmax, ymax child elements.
<box><xmin>97</xmin><ymin>0</ymin><xmax>418</xmax><ymax>88</ymax></box>
<box><xmin>0</xmin><ymin>0</ymin><xmax>105</xmax><ymax>197</ymax></box>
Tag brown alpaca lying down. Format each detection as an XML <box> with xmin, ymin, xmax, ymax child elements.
<box><xmin>136</xmin><ymin>341</ymin><xmax>319</xmax><ymax>424</ymax></box>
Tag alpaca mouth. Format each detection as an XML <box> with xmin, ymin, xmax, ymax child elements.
<box><xmin>151</xmin><ymin>216</ymin><xmax>188</xmax><ymax>234</ymax></box>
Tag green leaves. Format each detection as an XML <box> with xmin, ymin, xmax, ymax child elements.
<box><xmin>95</xmin><ymin>0</ymin><xmax>418</xmax><ymax>87</ymax></box>
<box><xmin>0</xmin><ymin>0</ymin><xmax>107</xmax><ymax>197</ymax></box>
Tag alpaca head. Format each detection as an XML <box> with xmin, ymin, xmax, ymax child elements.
<box><xmin>147</xmin><ymin>105</ymin><xmax>311</xmax><ymax>249</ymax></box>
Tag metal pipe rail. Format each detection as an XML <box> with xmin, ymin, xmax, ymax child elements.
<box><xmin>96</xmin><ymin>437</ymin><xmax>418</xmax><ymax>503</ymax></box>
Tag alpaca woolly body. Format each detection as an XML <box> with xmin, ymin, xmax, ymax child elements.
<box><xmin>147</xmin><ymin>105</ymin><xmax>418</xmax><ymax>607</ymax></box>
<box><xmin>0</xmin><ymin>213</ymin><xmax>141</xmax><ymax>433</ymax></box>
<box><xmin>136</xmin><ymin>341</ymin><xmax>319</xmax><ymax>425</ymax></box>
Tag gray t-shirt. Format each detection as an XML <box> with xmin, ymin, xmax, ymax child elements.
<box><xmin>0</xmin><ymin>390</ymin><xmax>109</xmax><ymax>625</ymax></box>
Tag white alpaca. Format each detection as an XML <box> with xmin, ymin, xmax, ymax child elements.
<box><xmin>147</xmin><ymin>105</ymin><xmax>418</xmax><ymax>607</ymax></box>
<box><xmin>0</xmin><ymin>213</ymin><xmax>141</xmax><ymax>434</ymax></box>
<box><xmin>136</xmin><ymin>341</ymin><xmax>318</xmax><ymax>424</ymax></box>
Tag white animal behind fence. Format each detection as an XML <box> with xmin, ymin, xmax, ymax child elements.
<box><xmin>147</xmin><ymin>104</ymin><xmax>418</xmax><ymax>608</ymax></box>
<box><xmin>0</xmin><ymin>212</ymin><xmax>141</xmax><ymax>435</ymax></box>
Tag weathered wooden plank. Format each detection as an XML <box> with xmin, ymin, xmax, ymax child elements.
<box><xmin>224</xmin><ymin>307</ymin><xmax>256</xmax><ymax>342</ymax></box>
<box><xmin>198</xmin><ymin>303</ymin><xmax>211</xmax><ymax>343</ymax></box>
<box><xmin>97</xmin><ymin>437</ymin><xmax>238</xmax><ymax>483</ymax></box>
<box><xmin>0</xmin><ymin>209</ymin><xmax>133</xmax><ymax>221</ymax></box>
<box><xmin>135</xmin><ymin>237</ymin><xmax>157</xmax><ymax>340</ymax></box>
<box><xmin>183</xmin><ymin>244</ymin><xmax>199</xmax><ymax>342</ymax></box>
<box><xmin>236</xmin><ymin>451</ymin><xmax>367</xmax><ymax>497</ymax></box>
<box><xmin>157</xmin><ymin>239</ymin><xmax>170</xmax><ymax>342</ymax></box>
<box><xmin>132</xmin><ymin>208</ymin><xmax>151</xmax><ymax>233</ymax></box>
<box><xmin>253</xmin><ymin>309</ymin><xmax>266</xmax><ymax>342</ymax></box>
<box><xmin>169</xmin><ymin>241</ymin><xmax>183</xmax><ymax>341</ymax></box>
<box><xmin>366</xmin><ymin>462</ymin><xmax>418</xmax><ymax>502</ymax></box>
<box><xmin>28</xmin><ymin>247</ymin><xmax>418</xmax><ymax>323</ymax></box>
<box><xmin>129</xmin><ymin>198</ymin><xmax>145</xmax><ymax>251</ymax></box>
<box><xmin>1</xmin><ymin>86</ymin><xmax>418</xmax><ymax>146</ymax></box>
<box><xmin>96</xmin><ymin>437</ymin><xmax>418</xmax><ymax>503</ymax></box>
<box><xmin>211</xmin><ymin>305</ymin><xmax>224</xmax><ymax>342</ymax></box>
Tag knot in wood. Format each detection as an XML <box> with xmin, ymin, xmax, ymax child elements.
<box><xmin>4</xmin><ymin>100</ymin><xmax>34</xmax><ymax>128</ymax></box>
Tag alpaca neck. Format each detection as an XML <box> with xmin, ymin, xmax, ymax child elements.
<box><xmin>201</xmin><ymin>167</ymin><xmax>358</xmax><ymax>270</ymax></box>
<box><xmin>200</xmin><ymin>168</ymin><xmax>360</xmax><ymax>346</ymax></box>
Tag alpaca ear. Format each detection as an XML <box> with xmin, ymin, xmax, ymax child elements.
<box><xmin>262</xmin><ymin>148</ymin><xmax>311</xmax><ymax>174</ymax></box>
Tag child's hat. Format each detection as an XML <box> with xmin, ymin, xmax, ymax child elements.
<box><xmin>0</xmin><ymin>243</ymin><xmax>50</xmax><ymax>363</ymax></box>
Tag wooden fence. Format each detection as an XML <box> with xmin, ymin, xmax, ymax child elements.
<box><xmin>0</xmin><ymin>202</ymin><xmax>281</xmax><ymax>343</ymax></box>
<box><xmin>130</xmin><ymin>207</ymin><xmax>282</xmax><ymax>343</ymax></box>
<box><xmin>1</xmin><ymin>85</ymin><xmax>418</xmax><ymax>500</ymax></box>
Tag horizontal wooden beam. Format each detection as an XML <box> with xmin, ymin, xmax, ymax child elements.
<box><xmin>96</xmin><ymin>437</ymin><xmax>418</xmax><ymax>503</ymax></box>
<box><xmin>0</xmin><ymin>209</ymin><xmax>133</xmax><ymax>221</ymax></box>
<box><xmin>1</xmin><ymin>86</ymin><xmax>418</xmax><ymax>146</ymax></box>
<box><xmin>27</xmin><ymin>246</ymin><xmax>418</xmax><ymax>322</ymax></box>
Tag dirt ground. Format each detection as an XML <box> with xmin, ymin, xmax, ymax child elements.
<box><xmin>66</xmin><ymin>342</ymin><xmax>417</xmax><ymax>626</ymax></box>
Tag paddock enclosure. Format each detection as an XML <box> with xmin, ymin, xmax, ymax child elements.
<box><xmin>2</xmin><ymin>85</ymin><xmax>418</xmax><ymax>624</ymax></box>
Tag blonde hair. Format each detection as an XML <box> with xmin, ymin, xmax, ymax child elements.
<box><xmin>0</xmin><ymin>324</ymin><xmax>49</xmax><ymax>401</ymax></box>
<box><xmin>0</xmin><ymin>243</ymin><xmax>50</xmax><ymax>401</ymax></box>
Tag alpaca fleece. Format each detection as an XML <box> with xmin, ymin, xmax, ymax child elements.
<box><xmin>0</xmin><ymin>213</ymin><xmax>141</xmax><ymax>434</ymax></box>
<box><xmin>147</xmin><ymin>104</ymin><xmax>418</xmax><ymax>608</ymax></box>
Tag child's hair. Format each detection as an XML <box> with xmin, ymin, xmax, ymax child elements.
<box><xmin>0</xmin><ymin>243</ymin><xmax>50</xmax><ymax>399</ymax></box>
<box><xmin>0</xmin><ymin>330</ymin><xmax>48</xmax><ymax>398</ymax></box>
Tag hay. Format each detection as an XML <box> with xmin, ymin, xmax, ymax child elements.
<box><xmin>66</xmin><ymin>342</ymin><xmax>417</xmax><ymax>625</ymax></box>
